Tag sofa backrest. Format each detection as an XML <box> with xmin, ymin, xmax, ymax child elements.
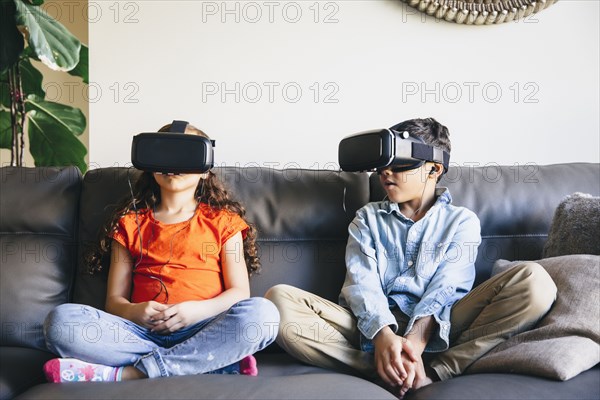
<box><xmin>73</xmin><ymin>167</ymin><xmax>370</xmax><ymax>308</ymax></box>
<box><xmin>73</xmin><ymin>168</ymin><xmax>141</xmax><ymax>309</ymax></box>
<box><xmin>370</xmin><ymin>163</ymin><xmax>600</xmax><ymax>285</ymax></box>
<box><xmin>216</xmin><ymin>168</ymin><xmax>369</xmax><ymax>301</ymax></box>
<box><xmin>2</xmin><ymin>164</ymin><xmax>598</xmax><ymax>347</ymax></box>
<box><xmin>0</xmin><ymin>167</ymin><xmax>81</xmax><ymax>350</ymax></box>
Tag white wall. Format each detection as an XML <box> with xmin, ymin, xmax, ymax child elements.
<box><xmin>89</xmin><ymin>0</ymin><xmax>599</xmax><ymax>170</ymax></box>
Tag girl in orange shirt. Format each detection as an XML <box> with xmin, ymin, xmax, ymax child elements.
<box><xmin>43</xmin><ymin>123</ymin><xmax>280</xmax><ymax>382</ymax></box>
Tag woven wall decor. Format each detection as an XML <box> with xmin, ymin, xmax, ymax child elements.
<box><xmin>401</xmin><ymin>0</ymin><xmax>558</xmax><ymax>25</ymax></box>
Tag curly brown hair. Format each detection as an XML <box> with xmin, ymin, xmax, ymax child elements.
<box><xmin>85</xmin><ymin>124</ymin><xmax>260</xmax><ymax>277</ymax></box>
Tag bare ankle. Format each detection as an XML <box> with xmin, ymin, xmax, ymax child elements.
<box><xmin>412</xmin><ymin>360</ymin><xmax>435</xmax><ymax>391</ymax></box>
<box><xmin>121</xmin><ymin>366</ymin><xmax>147</xmax><ymax>380</ymax></box>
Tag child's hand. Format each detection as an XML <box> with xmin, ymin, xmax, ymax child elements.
<box><xmin>398</xmin><ymin>352</ymin><xmax>434</xmax><ymax>399</ymax></box>
<box><xmin>373</xmin><ymin>327</ymin><xmax>418</xmax><ymax>388</ymax></box>
<box><xmin>150</xmin><ymin>301</ymin><xmax>205</xmax><ymax>335</ymax></box>
<box><xmin>128</xmin><ymin>301</ymin><xmax>170</xmax><ymax>329</ymax></box>
<box><xmin>398</xmin><ymin>351</ymin><xmax>422</xmax><ymax>398</ymax></box>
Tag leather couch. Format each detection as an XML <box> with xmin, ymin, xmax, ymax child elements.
<box><xmin>1</xmin><ymin>163</ymin><xmax>599</xmax><ymax>400</ymax></box>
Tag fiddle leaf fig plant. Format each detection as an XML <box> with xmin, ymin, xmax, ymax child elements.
<box><xmin>0</xmin><ymin>0</ymin><xmax>88</xmax><ymax>173</ymax></box>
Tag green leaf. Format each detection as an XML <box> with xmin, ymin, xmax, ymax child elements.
<box><xmin>68</xmin><ymin>44</ymin><xmax>88</xmax><ymax>84</ymax></box>
<box><xmin>0</xmin><ymin>0</ymin><xmax>25</xmax><ymax>71</ymax></box>
<box><xmin>26</xmin><ymin>94</ymin><xmax>85</xmax><ymax>135</ymax></box>
<box><xmin>19</xmin><ymin>58</ymin><xmax>45</xmax><ymax>98</ymax></box>
<box><xmin>25</xmin><ymin>95</ymin><xmax>87</xmax><ymax>172</ymax></box>
<box><xmin>15</xmin><ymin>0</ymin><xmax>81</xmax><ymax>71</ymax></box>
<box><xmin>0</xmin><ymin>109</ymin><xmax>12</xmax><ymax>149</ymax></box>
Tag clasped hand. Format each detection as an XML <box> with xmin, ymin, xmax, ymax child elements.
<box><xmin>373</xmin><ymin>328</ymin><xmax>427</xmax><ymax>398</ymax></box>
<box><xmin>129</xmin><ymin>301</ymin><xmax>203</xmax><ymax>334</ymax></box>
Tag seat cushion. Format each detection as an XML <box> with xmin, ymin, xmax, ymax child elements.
<box><xmin>16</xmin><ymin>353</ymin><xmax>394</xmax><ymax>400</ymax></box>
<box><xmin>406</xmin><ymin>365</ymin><xmax>600</xmax><ymax>400</ymax></box>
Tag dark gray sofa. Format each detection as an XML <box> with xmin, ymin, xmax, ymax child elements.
<box><xmin>1</xmin><ymin>163</ymin><xmax>599</xmax><ymax>400</ymax></box>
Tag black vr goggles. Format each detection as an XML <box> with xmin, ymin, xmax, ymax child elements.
<box><xmin>131</xmin><ymin>120</ymin><xmax>215</xmax><ymax>174</ymax></box>
<box><xmin>338</xmin><ymin>126</ymin><xmax>450</xmax><ymax>174</ymax></box>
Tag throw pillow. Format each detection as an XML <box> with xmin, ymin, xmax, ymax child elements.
<box><xmin>543</xmin><ymin>192</ymin><xmax>600</xmax><ymax>258</ymax></box>
<box><xmin>467</xmin><ymin>255</ymin><xmax>600</xmax><ymax>381</ymax></box>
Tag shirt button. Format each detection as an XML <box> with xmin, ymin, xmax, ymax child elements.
<box><xmin>407</xmin><ymin>261</ymin><xmax>414</xmax><ymax>266</ymax></box>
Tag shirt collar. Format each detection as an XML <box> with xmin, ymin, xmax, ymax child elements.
<box><xmin>377</xmin><ymin>187</ymin><xmax>452</xmax><ymax>217</ymax></box>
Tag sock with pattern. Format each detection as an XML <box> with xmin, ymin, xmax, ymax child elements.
<box><xmin>44</xmin><ymin>358</ymin><xmax>124</xmax><ymax>383</ymax></box>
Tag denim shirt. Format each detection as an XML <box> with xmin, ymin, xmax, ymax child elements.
<box><xmin>339</xmin><ymin>188</ymin><xmax>481</xmax><ymax>352</ymax></box>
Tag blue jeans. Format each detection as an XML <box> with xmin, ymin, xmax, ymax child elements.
<box><xmin>43</xmin><ymin>298</ymin><xmax>279</xmax><ymax>378</ymax></box>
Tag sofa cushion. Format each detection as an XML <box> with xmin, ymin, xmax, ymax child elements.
<box><xmin>219</xmin><ymin>167</ymin><xmax>368</xmax><ymax>240</ymax></box>
<box><xmin>216</xmin><ymin>167</ymin><xmax>369</xmax><ymax>302</ymax></box>
<box><xmin>543</xmin><ymin>192</ymin><xmax>600</xmax><ymax>257</ymax></box>
<box><xmin>0</xmin><ymin>167</ymin><xmax>81</xmax><ymax>350</ymax></box>
<box><xmin>407</xmin><ymin>366</ymin><xmax>600</xmax><ymax>400</ymax></box>
<box><xmin>466</xmin><ymin>255</ymin><xmax>600</xmax><ymax>380</ymax></box>
<box><xmin>16</xmin><ymin>353</ymin><xmax>395</xmax><ymax>400</ymax></box>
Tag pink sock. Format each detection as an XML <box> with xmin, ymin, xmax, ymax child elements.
<box><xmin>43</xmin><ymin>358</ymin><xmax>124</xmax><ymax>383</ymax></box>
<box><xmin>239</xmin><ymin>355</ymin><xmax>258</xmax><ymax>376</ymax></box>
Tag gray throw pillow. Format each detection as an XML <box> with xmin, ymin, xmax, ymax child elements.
<box><xmin>467</xmin><ymin>255</ymin><xmax>600</xmax><ymax>381</ymax></box>
<box><xmin>543</xmin><ymin>193</ymin><xmax>600</xmax><ymax>258</ymax></box>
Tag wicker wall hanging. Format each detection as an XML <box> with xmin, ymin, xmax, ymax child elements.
<box><xmin>401</xmin><ymin>0</ymin><xmax>558</xmax><ymax>25</ymax></box>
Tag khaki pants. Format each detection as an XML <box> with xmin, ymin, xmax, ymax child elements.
<box><xmin>264</xmin><ymin>262</ymin><xmax>557</xmax><ymax>381</ymax></box>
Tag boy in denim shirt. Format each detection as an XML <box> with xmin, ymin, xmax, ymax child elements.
<box><xmin>266</xmin><ymin>118</ymin><xmax>556</xmax><ymax>397</ymax></box>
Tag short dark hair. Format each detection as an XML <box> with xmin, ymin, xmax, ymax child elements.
<box><xmin>391</xmin><ymin>118</ymin><xmax>451</xmax><ymax>155</ymax></box>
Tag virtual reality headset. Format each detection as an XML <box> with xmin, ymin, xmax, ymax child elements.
<box><xmin>131</xmin><ymin>120</ymin><xmax>215</xmax><ymax>174</ymax></box>
<box><xmin>338</xmin><ymin>127</ymin><xmax>450</xmax><ymax>174</ymax></box>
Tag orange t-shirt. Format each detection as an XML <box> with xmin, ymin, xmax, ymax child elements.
<box><xmin>112</xmin><ymin>203</ymin><xmax>248</xmax><ymax>304</ymax></box>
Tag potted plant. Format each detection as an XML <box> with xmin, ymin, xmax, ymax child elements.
<box><xmin>1</xmin><ymin>0</ymin><xmax>88</xmax><ymax>173</ymax></box>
